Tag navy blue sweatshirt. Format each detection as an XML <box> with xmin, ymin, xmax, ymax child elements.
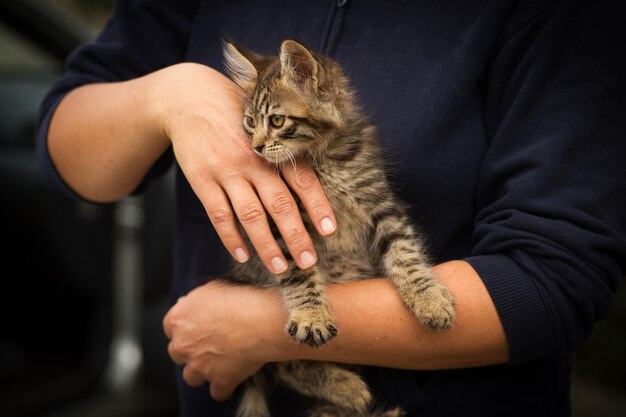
<box><xmin>36</xmin><ymin>1</ymin><xmax>626</xmax><ymax>416</ymax></box>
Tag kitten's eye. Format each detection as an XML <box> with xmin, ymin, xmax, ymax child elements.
<box><xmin>244</xmin><ymin>116</ymin><xmax>255</xmax><ymax>128</ymax></box>
<box><xmin>270</xmin><ymin>115</ymin><xmax>285</xmax><ymax>128</ymax></box>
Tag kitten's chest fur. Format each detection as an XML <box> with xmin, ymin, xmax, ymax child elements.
<box><xmin>303</xmin><ymin>146</ymin><xmax>391</xmax><ymax>282</ymax></box>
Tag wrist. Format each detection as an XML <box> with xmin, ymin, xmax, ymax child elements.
<box><xmin>143</xmin><ymin>63</ymin><xmax>243</xmax><ymax>146</ymax></box>
<box><xmin>137</xmin><ymin>68</ymin><xmax>174</xmax><ymax>148</ymax></box>
<box><xmin>252</xmin><ymin>288</ymin><xmax>301</xmax><ymax>363</ymax></box>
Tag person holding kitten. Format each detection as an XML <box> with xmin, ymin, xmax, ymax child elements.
<box><xmin>37</xmin><ymin>1</ymin><xmax>625</xmax><ymax>416</ymax></box>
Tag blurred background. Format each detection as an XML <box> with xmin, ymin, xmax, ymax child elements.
<box><xmin>0</xmin><ymin>0</ymin><xmax>177</xmax><ymax>416</ymax></box>
<box><xmin>0</xmin><ymin>1</ymin><xmax>624</xmax><ymax>416</ymax></box>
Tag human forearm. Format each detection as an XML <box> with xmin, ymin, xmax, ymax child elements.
<box><xmin>48</xmin><ymin>75</ymin><xmax>169</xmax><ymax>202</ymax></box>
<box><xmin>271</xmin><ymin>260</ymin><xmax>509</xmax><ymax>369</ymax></box>
<box><xmin>163</xmin><ymin>260</ymin><xmax>509</xmax><ymax>400</ymax></box>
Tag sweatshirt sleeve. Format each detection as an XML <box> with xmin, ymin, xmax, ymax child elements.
<box><xmin>465</xmin><ymin>0</ymin><xmax>626</xmax><ymax>364</ymax></box>
<box><xmin>35</xmin><ymin>0</ymin><xmax>201</xmax><ymax>199</ymax></box>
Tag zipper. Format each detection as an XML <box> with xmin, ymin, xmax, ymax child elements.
<box><xmin>319</xmin><ymin>0</ymin><xmax>349</xmax><ymax>55</ymax></box>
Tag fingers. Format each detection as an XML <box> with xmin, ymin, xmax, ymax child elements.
<box><xmin>281</xmin><ymin>164</ymin><xmax>336</xmax><ymax>237</ymax></box>
<box><xmin>252</xmin><ymin>176</ymin><xmax>319</xmax><ymax>270</ymax></box>
<box><xmin>199</xmin><ymin>180</ymin><xmax>251</xmax><ymax>263</ymax></box>
<box><xmin>172</xmin><ymin>346</ymin><xmax>235</xmax><ymax>399</ymax></box>
<box><xmin>190</xmin><ymin>158</ymin><xmax>333</xmax><ymax>273</ymax></box>
<box><xmin>222</xmin><ymin>176</ymin><xmax>291</xmax><ymax>273</ymax></box>
<box><xmin>168</xmin><ymin>343</ymin><xmax>236</xmax><ymax>400</ymax></box>
<box><xmin>181</xmin><ymin>364</ymin><xmax>237</xmax><ymax>401</ymax></box>
<box><xmin>164</xmin><ymin>312</ymin><xmax>206</xmax><ymax>388</ymax></box>
<box><xmin>163</xmin><ymin>311</ymin><xmax>173</xmax><ymax>340</ymax></box>
<box><xmin>182</xmin><ymin>363</ymin><xmax>237</xmax><ymax>401</ymax></box>
<box><xmin>182</xmin><ymin>365</ymin><xmax>205</xmax><ymax>388</ymax></box>
<box><xmin>164</xmin><ymin>311</ymin><xmax>208</xmax><ymax>390</ymax></box>
<box><xmin>209</xmin><ymin>381</ymin><xmax>237</xmax><ymax>402</ymax></box>
<box><xmin>162</xmin><ymin>296</ymin><xmax>185</xmax><ymax>340</ymax></box>
<box><xmin>162</xmin><ymin>285</ymin><xmax>260</xmax><ymax>402</ymax></box>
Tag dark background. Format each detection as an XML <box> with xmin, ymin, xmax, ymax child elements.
<box><xmin>0</xmin><ymin>1</ymin><xmax>624</xmax><ymax>416</ymax></box>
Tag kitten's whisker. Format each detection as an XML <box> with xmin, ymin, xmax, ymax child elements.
<box><xmin>286</xmin><ymin>148</ymin><xmax>298</xmax><ymax>178</ymax></box>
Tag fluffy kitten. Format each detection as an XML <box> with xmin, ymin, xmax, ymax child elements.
<box><xmin>222</xmin><ymin>39</ymin><xmax>455</xmax><ymax>417</ymax></box>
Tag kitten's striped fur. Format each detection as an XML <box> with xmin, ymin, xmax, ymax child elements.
<box><xmin>223</xmin><ymin>39</ymin><xmax>455</xmax><ymax>417</ymax></box>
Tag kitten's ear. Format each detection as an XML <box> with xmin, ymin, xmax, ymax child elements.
<box><xmin>222</xmin><ymin>40</ymin><xmax>262</xmax><ymax>91</ymax></box>
<box><xmin>279</xmin><ymin>40</ymin><xmax>323</xmax><ymax>92</ymax></box>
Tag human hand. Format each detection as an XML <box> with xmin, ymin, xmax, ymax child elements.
<box><xmin>146</xmin><ymin>63</ymin><xmax>336</xmax><ymax>273</ymax></box>
<box><xmin>163</xmin><ymin>280</ymin><xmax>288</xmax><ymax>400</ymax></box>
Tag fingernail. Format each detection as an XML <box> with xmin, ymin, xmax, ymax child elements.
<box><xmin>299</xmin><ymin>251</ymin><xmax>317</xmax><ymax>269</ymax></box>
<box><xmin>320</xmin><ymin>217</ymin><xmax>335</xmax><ymax>234</ymax></box>
<box><xmin>271</xmin><ymin>256</ymin><xmax>288</xmax><ymax>274</ymax></box>
<box><xmin>234</xmin><ymin>247</ymin><xmax>249</xmax><ymax>263</ymax></box>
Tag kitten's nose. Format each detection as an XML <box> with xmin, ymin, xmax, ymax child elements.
<box><xmin>254</xmin><ymin>144</ymin><xmax>265</xmax><ymax>153</ymax></box>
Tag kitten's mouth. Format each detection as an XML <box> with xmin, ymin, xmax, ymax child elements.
<box><xmin>256</xmin><ymin>144</ymin><xmax>298</xmax><ymax>165</ymax></box>
<box><xmin>261</xmin><ymin>152</ymin><xmax>292</xmax><ymax>165</ymax></box>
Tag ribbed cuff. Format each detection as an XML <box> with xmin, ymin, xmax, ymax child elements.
<box><xmin>464</xmin><ymin>254</ymin><xmax>557</xmax><ymax>364</ymax></box>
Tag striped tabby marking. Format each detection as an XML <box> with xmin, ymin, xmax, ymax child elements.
<box><xmin>223</xmin><ymin>39</ymin><xmax>455</xmax><ymax>417</ymax></box>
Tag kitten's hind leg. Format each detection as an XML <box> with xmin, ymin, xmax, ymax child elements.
<box><xmin>274</xmin><ymin>361</ymin><xmax>372</xmax><ymax>415</ymax></box>
<box><xmin>278</xmin><ymin>267</ymin><xmax>338</xmax><ymax>346</ymax></box>
<box><xmin>373</xmin><ymin>214</ymin><xmax>455</xmax><ymax>329</ymax></box>
<box><xmin>236</xmin><ymin>372</ymin><xmax>270</xmax><ymax>417</ymax></box>
<box><xmin>308</xmin><ymin>404</ymin><xmax>404</xmax><ymax>417</ymax></box>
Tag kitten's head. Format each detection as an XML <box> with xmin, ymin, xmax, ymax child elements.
<box><xmin>223</xmin><ymin>39</ymin><xmax>351</xmax><ymax>165</ymax></box>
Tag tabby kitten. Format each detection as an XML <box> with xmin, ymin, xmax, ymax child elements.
<box><xmin>222</xmin><ymin>39</ymin><xmax>456</xmax><ymax>417</ymax></box>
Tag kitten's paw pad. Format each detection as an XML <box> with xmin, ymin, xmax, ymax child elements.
<box><xmin>286</xmin><ymin>309</ymin><xmax>338</xmax><ymax>346</ymax></box>
<box><xmin>411</xmin><ymin>284</ymin><xmax>456</xmax><ymax>330</ymax></box>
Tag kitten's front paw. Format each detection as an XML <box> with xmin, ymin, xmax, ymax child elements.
<box><xmin>286</xmin><ymin>308</ymin><xmax>338</xmax><ymax>346</ymax></box>
<box><xmin>409</xmin><ymin>283</ymin><xmax>456</xmax><ymax>330</ymax></box>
